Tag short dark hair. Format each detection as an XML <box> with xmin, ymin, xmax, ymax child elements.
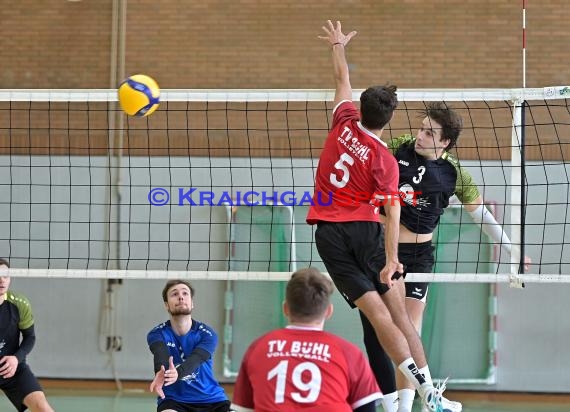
<box><xmin>360</xmin><ymin>85</ymin><xmax>399</xmax><ymax>131</ymax></box>
<box><xmin>162</xmin><ymin>279</ymin><xmax>195</xmax><ymax>302</ymax></box>
<box><xmin>0</xmin><ymin>258</ymin><xmax>9</xmax><ymax>268</ymax></box>
<box><xmin>286</xmin><ymin>267</ymin><xmax>333</xmax><ymax>322</ymax></box>
<box><xmin>420</xmin><ymin>102</ymin><xmax>463</xmax><ymax>150</ymax></box>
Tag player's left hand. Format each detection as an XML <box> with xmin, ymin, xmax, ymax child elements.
<box><xmin>0</xmin><ymin>355</ymin><xmax>18</xmax><ymax>379</ymax></box>
<box><xmin>150</xmin><ymin>365</ymin><xmax>167</xmax><ymax>399</ymax></box>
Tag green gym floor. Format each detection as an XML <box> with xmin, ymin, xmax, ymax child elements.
<box><xmin>1</xmin><ymin>382</ymin><xmax>569</xmax><ymax>411</ymax></box>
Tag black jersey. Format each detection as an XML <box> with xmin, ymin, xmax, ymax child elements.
<box><xmin>388</xmin><ymin>135</ymin><xmax>480</xmax><ymax>234</ymax></box>
<box><xmin>0</xmin><ymin>291</ymin><xmax>34</xmax><ymax>360</ymax></box>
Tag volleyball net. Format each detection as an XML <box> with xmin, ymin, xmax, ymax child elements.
<box><xmin>1</xmin><ymin>87</ymin><xmax>569</xmax><ymax>282</ymax></box>
<box><xmin>1</xmin><ymin>86</ymin><xmax>569</xmax><ymax>385</ymax></box>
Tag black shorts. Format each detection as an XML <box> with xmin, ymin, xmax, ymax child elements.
<box><xmin>315</xmin><ymin>221</ymin><xmax>391</xmax><ymax>308</ymax></box>
<box><xmin>157</xmin><ymin>399</ymin><xmax>231</xmax><ymax>412</ymax></box>
<box><xmin>0</xmin><ymin>363</ymin><xmax>43</xmax><ymax>412</ymax></box>
<box><xmin>398</xmin><ymin>241</ymin><xmax>435</xmax><ymax>302</ymax></box>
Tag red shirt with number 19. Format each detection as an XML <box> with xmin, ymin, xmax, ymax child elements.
<box><xmin>230</xmin><ymin>326</ymin><xmax>382</xmax><ymax>412</ymax></box>
<box><xmin>306</xmin><ymin>100</ymin><xmax>399</xmax><ymax>224</ymax></box>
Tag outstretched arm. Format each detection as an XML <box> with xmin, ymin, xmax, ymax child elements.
<box><xmin>149</xmin><ymin>356</ymin><xmax>177</xmax><ymax>399</ymax></box>
<box><xmin>175</xmin><ymin>347</ymin><xmax>211</xmax><ymax>380</ymax></box>
<box><xmin>464</xmin><ymin>196</ymin><xmax>531</xmax><ymax>271</ymax></box>
<box><xmin>149</xmin><ymin>340</ymin><xmax>170</xmax><ymax>373</ymax></box>
<box><xmin>318</xmin><ymin>20</ymin><xmax>357</xmax><ymax>107</ymax></box>
<box><xmin>149</xmin><ymin>341</ymin><xmax>210</xmax><ymax>382</ymax></box>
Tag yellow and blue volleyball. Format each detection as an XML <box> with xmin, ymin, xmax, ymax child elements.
<box><xmin>118</xmin><ymin>74</ymin><xmax>160</xmax><ymax>117</ymax></box>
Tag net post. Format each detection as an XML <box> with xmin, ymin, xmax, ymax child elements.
<box><xmin>222</xmin><ymin>203</ymin><xmax>237</xmax><ymax>378</ymax></box>
<box><xmin>486</xmin><ymin>283</ymin><xmax>498</xmax><ymax>384</ymax></box>
<box><xmin>510</xmin><ymin>96</ymin><xmax>523</xmax><ymax>280</ymax></box>
<box><xmin>220</xmin><ymin>202</ymin><xmax>297</xmax><ymax>378</ymax></box>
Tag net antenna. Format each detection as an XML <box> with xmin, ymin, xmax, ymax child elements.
<box><xmin>512</xmin><ymin>0</ymin><xmax>528</xmax><ymax>284</ymax></box>
<box><xmin>522</xmin><ymin>0</ymin><xmax>527</xmax><ymax>90</ymax></box>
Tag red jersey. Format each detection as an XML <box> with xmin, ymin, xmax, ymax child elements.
<box><xmin>231</xmin><ymin>326</ymin><xmax>382</xmax><ymax>412</ymax></box>
<box><xmin>306</xmin><ymin>100</ymin><xmax>399</xmax><ymax>224</ymax></box>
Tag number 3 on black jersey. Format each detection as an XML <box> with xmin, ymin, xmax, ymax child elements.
<box><xmin>412</xmin><ymin>166</ymin><xmax>426</xmax><ymax>184</ymax></box>
<box><xmin>330</xmin><ymin>153</ymin><xmax>355</xmax><ymax>188</ymax></box>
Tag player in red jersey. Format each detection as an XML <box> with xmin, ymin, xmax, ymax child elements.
<box><xmin>306</xmin><ymin>21</ymin><xmax>460</xmax><ymax>412</ymax></box>
<box><xmin>231</xmin><ymin>267</ymin><xmax>382</xmax><ymax>412</ymax></box>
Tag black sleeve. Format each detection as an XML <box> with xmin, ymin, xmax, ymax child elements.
<box><xmin>149</xmin><ymin>341</ymin><xmax>171</xmax><ymax>373</ymax></box>
<box><xmin>14</xmin><ymin>325</ymin><xmax>36</xmax><ymax>363</ymax></box>
<box><xmin>175</xmin><ymin>347</ymin><xmax>210</xmax><ymax>380</ymax></box>
<box><xmin>354</xmin><ymin>401</ymin><xmax>377</xmax><ymax>412</ymax></box>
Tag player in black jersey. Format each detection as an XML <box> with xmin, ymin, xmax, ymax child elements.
<box><xmin>0</xmin><ymin>259</ymin><xmax>53</xmax><ymax>412</ymax></box>
<box><xmin>362</xmin><ymin>103</ymin><xmax>531</xmax><ymax>412</ymax></box>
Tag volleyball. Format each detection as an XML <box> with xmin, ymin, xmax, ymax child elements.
<box><xmin>118</xmin><ymin>74</ymin><xmax>160</xmax><ymax>117</ymax></box>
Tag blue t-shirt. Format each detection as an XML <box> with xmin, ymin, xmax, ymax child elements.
<box><xmin>147</xmin><ymin>319</ymin><xmax>228</xmax><ymax>405</ymax></box>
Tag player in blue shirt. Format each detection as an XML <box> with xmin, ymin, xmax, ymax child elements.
<box><xmin>147</xmin><ymin>279</ymin><xmax>230</xmax><ymax>412</ymax></box>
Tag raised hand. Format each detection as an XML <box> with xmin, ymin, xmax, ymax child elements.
<box><xmin>318</xmin><ymin>20</ymin><xmax>357</xmax><ymax>47</ymax></box>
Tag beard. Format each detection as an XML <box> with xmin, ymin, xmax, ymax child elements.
<box><xmin>168</xmin><ymin>306</ymin><xmax>192</xmax><ymax>316</ymax></box>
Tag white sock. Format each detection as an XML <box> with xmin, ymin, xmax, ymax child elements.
<box><xmin>398</xmin><ymin>358</ymin><xmax>433</xmax><ymax>398</ymax></box>
<box><xmin>396</xmin><ymin>389</ymin><xmax>415</xmax><ymax>412</ymax></box>
<box><xmin>380</xmin><ymin>391</ymin><xmax>399</xmax><ymax>412</ymax></box>
<box><xmin>419</xmin><ymin>365</ymin><xmax>433</xmax><ymax>386</ymax></box>
<box><xmin>397</xmin><ymin>358</ymin><xmax>432</xmax><ymax>398</ymax></box>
